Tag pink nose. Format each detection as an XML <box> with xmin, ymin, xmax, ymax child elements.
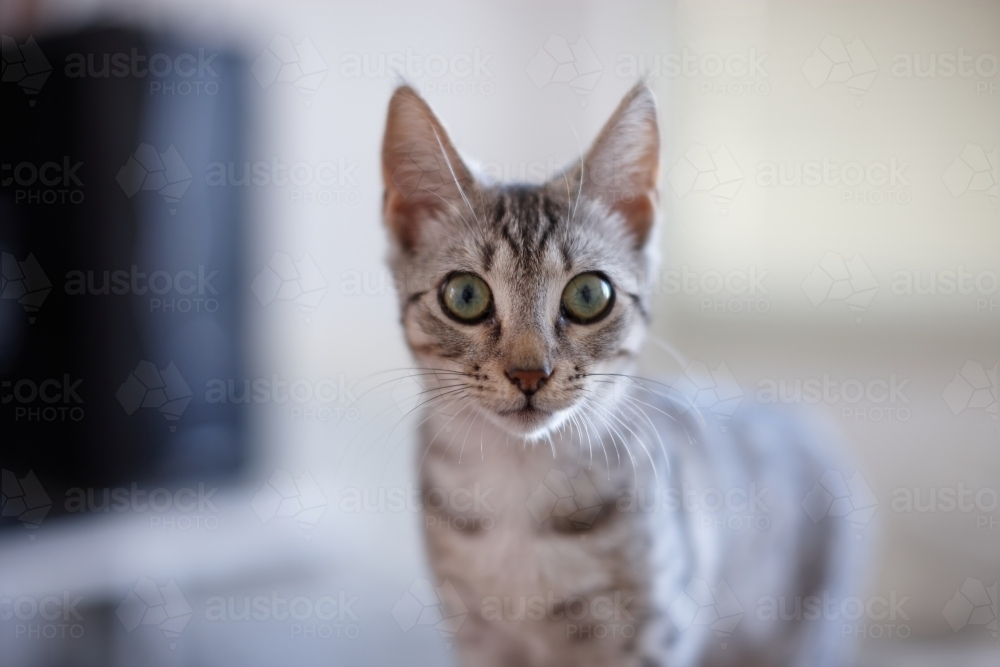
<box><xmin>505</xmin><ymin>367</ymin><xmax>552</xmax><ymax>395</ymax></box>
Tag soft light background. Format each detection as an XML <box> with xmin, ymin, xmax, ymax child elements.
<box><xmin>1</xmin><ymin>1</ymin><xmax>997</xmax><ymax>665</ymax></box>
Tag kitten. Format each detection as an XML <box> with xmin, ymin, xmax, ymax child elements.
<box><xmin>380</xmin><ymin>84</ymin><xmax>867</xmax><ymax>667</ymax></box>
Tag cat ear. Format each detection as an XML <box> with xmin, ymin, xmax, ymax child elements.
<box><xmin>574</xmin><ymin>84</ymin><xmax>660</xmax><ymax>247</ymax></box>
<box><xmin>382</xmin><ymin>86</ymin><xmax>475</xmax><ymax>251</ymax></box>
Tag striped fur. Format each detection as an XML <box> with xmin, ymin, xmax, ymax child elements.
<box><xmin>380</xmin><ymin>84</ymin><xmax>867</xmax><ymax>666</ymax></box>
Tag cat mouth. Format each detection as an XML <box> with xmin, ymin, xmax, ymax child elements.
<box><xmin>497</xmin><ymin>404</ymin><xmax>550</xmax><ymax>418</ymax></box>
<box><xmin>494</xmin><ymin>401</ymin><xmax>557</xmax><ymax>434</ymax></box>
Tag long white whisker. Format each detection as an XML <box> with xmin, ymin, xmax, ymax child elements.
<box><xmin>623</xmin><ymin>394</ymin><xmax>671</xmax><ymax>475</ymax></box>
<box><xmin>582</xmin><ymin>399</ymin><xmax>624</xmax><ymax>473</ymax></box>
<box><xmin>577</xmin><ymin>407</ymin><xmax>609</xmax><ymax>477</ymax></box>
<box><xmin>588</xmin><ymin>396</ymin><xmax>642</xmax><ymax>485</ymax></box>
<box><xmin>376</xmin><ymin>392</ymin><xmax>469</xmax><ymax>487</ymax></box>
<box><xmin>431</xmin><ymin>128</ymin><xmax>486</xmax><ymax>242</ymax></box>
<box><xmin>380</xmin><ymin>385</ymin><xmax>470</xmax><ymax>453</ymax></box>
<box><xmin>441</xmin><ymin>402</ymin><xmax>478</xmax><ymax>462</ymax></box>
<box><xmin>563</xmin><ymin>118</ymin><xmax>586</xmax><ymax>225</ymax></box>
<box><xmin>458</xmin><ymin>407</ymin><xmax>485</xmax><ymax>465</ymax></box>
<box><xmin>417</xmin><ymin>399</ymin><xmax>474</xmax><ymax>473</ymax></box>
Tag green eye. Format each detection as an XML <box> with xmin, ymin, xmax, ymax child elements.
<box><xmin>562</xmin><ymin>272</ymin><xmax>614</xmax><ymax>324</ymax></box>
<box><xmin>440</xmin><ymin>273</ymin><xmax>493</xmax><ymax>323</ymax></box>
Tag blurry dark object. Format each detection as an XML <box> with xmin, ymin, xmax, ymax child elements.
<box><xmin>1</xmin><ymin>26</ymin><xmax>249</xmax><ymax>527</ymax></box>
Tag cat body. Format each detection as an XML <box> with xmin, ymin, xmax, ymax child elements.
<box><xmin>380</xmin><ymin>84</ymin><xmax>866</xmax><ymax>666</ymax></box>
<box><xmin>419</xmin><ymin>383</ymin><xmax>862</xmax><ymax>667</ymax></box>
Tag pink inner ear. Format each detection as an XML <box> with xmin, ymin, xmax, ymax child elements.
<box><xmin>381</xmin><ymin>86</ymin><xmax>474</xmax><ymax>251</ymax></box>
<box><xmin>577</xmin><ymin>85</ymin><xmax>660</xmax><ymax>248</ymax></box>
<box><xmin>385</xmin><ymin>194</ymin><xmax>418</xmax><ymax>251</ymax></box>
<box><xmin>583</xmin><ymin>152</ymin><xmax>659</xmax><ymax>247</ymax></box>
<box><xmin>616</xmin><ymin>191</ymin><xmax>656</xmax><ymax>246</ymax></box>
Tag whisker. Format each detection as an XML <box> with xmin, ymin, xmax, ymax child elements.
<box><xmin>341</xmin><ymin>368</ymin><xmax>473</xmax><ymax>417</ymax></box>
<box><xmin>622</xmin><ymin>394</ymin><xmax>671</xmax><ymax>475</ymax></box>
<box><xmin>580</xmin><ymin>406</ymin><xmax>611</xmax><ymax>479</ymax></box>
<box><xmin>380</xmin><ymin>385</ymin><xmax>470</xmax><ymax>455</ymax></box>
<box><xmin>585</xmin><ymin>372</ymin><xmax>707</xmax><ymax>429</ymax></box>
<box><xmin>457</xmin><ymin>406</ymin><xmax>485</xmax><ymax>465</ymax></box>
<box><xmin>580</xmin><ymin>399</ymin><xmax>621</xmax><ymax>476</ymax></box>
<box><xmin>436</xmin><ymin>400</ymin><xmax>479</xmax><ymax>463</ymax></box>
<box><xmin>431</xmin><ymin>127</ymin><xmax>489</xmax><ymax>246</ymax></box>
<box><xmin>375</xmin><ymin>391</ymin><xmax>469</xmax><ymax>487</ymax></box>
<box><xmin>586</xmin><ymin>396</ymin><xmax>641</xmax><ymax>485</ymax></box>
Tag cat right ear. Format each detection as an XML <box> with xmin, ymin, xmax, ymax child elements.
<box><xmin>566</xmin><ymin>84</ymin><xmax>660</xmax><ymax>249</ymax></box>
<box><xmin>381</xmin><ymin>86</ymin><xmax>474</xmax><ymax>251</ymax></box>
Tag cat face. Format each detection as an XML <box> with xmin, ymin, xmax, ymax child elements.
<box><xmin>381</xmin><ymin>85</ymin><xmax>659</xmax><ymax>439</ymax></box>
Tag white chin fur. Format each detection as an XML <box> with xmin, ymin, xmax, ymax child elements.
<box><xmin>483</xmin><ymin>405</ymin><xmax>576</xmax><ymax>442</ymax></box>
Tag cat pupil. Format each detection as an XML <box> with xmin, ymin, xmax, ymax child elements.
<box><xmin>462</xmin><ymin>285</ymin><xmax>474</xmax><ymax>304</ymax></box>
<box><xmin>580</xmin><ymin>285</ymin><xmax>593</xmax><ymax>303</ymax></box>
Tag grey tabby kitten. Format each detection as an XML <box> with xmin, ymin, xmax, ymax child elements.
<box><xmin>380</xmin><ymin>84</ymin><xmax>866</xmax><ymax>667</ymax></box>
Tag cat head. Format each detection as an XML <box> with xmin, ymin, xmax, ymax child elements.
<box><xmin>381</xmin><ymin>84</ymin><xmax>660</xmax><ymax>440</ymax></box>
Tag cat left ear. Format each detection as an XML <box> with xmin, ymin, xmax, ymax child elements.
<box><xmin>572</xmin><ymin>84</ymin><xmax>660</xmax><ymax>247</ymax></box>
<box><xmin>382</xmin><ymin>86</ymin><xmax>474</xmax><ymax>252</ymax></box>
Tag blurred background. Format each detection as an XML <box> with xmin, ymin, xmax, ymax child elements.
<box><xmin>1</xmin><ymin>1</ymin><xmax>996</xmax><ymax>665</ymax></box>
